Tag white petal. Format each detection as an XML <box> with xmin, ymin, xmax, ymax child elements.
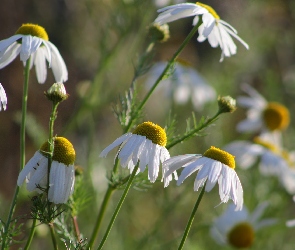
<box><xmin>0</xmin><ymin>83</ymin><xmax>7</xmax><ymax>111</ymax></box>
<box><xmin>34</xmin><ymin>47</ymin><xmax>48</xmax><ymax>84</ymax></box>
<box><xmin>0</xmin><ymin>43</ymin><xmax>21</xmax><ymax>68</ymax></box>
<box><xmin>49</xmin><ymin>162</ymin><xmax>66</xmax><ymax>204</ymax></box>
<box><xmin>20</xmin><ymin>36</ymin><xmax>42</xmax><ymax>62</ymax></box>
<box><xmin>17</xmin><ymin>151</ymin><xmax>44</xmax><ymax>186</ymax></box>
<box><xmin>26</xmin><ymin>157</ymin><xmax>48</xmax><ymax>191</ymax></box>
<box><xmin>100</xmin><ymin>133</ymin><xmax>132</xmax><ymax>157</ymax></box>
<box><xmin>0</xmin><ymin>35</ymin><xmax>22</xmax><ymax>52</ymax></box>
<box><xmin>46</xmin><ymin>41</ymin><xmax>68</xmax><ymax>83</ymax></box>
<box><xmin>177</xmin><ymin>159</ymin><xmax>203</xmax><ymax>185</ymax></box>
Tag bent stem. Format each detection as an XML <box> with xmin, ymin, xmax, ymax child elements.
<box><xmin>178</xmin><ymin>185</ymin><xmax>206</xmax><ymax>250</ymax></box>
<box><xmin>124</xmin><ymin>22</ymin><xmax>200</xmax><ymax>133</ymax></box>
<box><xmin>1</xmin><ymin>58</ymin><xmax>31</xmax><ymax>250</ymax></box>
<box><xmin>97</xmin><ymin>164</ymin><xmax>139</xmax><ymax>250</ymax></box>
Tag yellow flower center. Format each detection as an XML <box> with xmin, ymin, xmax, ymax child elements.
<box><xmin>203</xmin><ymin>146</ymin><xmax>235</xmax><ymax>169</ymax></box>
<box><xmin>227</xmin><ymin>222</ymin><xmax>255</xmax><ymax>248</ymax></box>
<box><xmin>196</xmin><ymin>2</ymin><xmax>220</xmax><ymax>20</ymax></box>
<box><xmin>253</xmin><ymin>137</ymin><xmax>278</xmax><ymax>153</ymax></box>
<box><xmin>40</xmin><ymin>137</ymin><xmax>76</xmax><ymax>166</ymax></box>
<box><xmin>262</xmin><ymin>102</ymin><xmax>289</xmax><ymax>131</ymax></box>
<box><xmin>132</xmin><ymin>121</ymin><xmax>167</xmax><ymax>147</ymax></box>
<box><xmin>15</xmin><ymin>23</ymin><xmax>49</xmax><ymax>41</ymax></box>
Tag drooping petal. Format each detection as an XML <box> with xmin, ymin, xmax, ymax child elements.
<box><xmin>17</xmin><ymin>151</ymin><xmax>44</xmax><ymax>186</ymax></box>
<box><xmin>100</xmin><ymin>133</ymin><xmax>132</xmax><ymax>157</ymax></box>
<box><xmin>47</xmin><ymin>41</ymin><xmax>68</xmax><ymax>83</ymax></box>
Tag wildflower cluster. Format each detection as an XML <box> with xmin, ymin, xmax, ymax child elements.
<box><xmin>0</xmin><ymin>1</ymin><xmax>293</xmax><ymax>250</ymax></box>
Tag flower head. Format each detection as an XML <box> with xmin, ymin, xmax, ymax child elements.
<box><xmin>100</xmin><ymin>121</ymin><xmax>172</xmax><ymax>183</ymax></box>
<box><xmin>45</xmin><ymin>82</ymin><xmax>68</xmax><ymax>103</ymax></box>
<box><xmin>211</xmin><ymin>202</ymin><xmax>276</xmax><ymax>248</ymax></box>
<box><xmin>224</xmin><ymin>136</ymin><xmax>288</xmax><ymax>177</ymax></box>
<box><xmin>0</xmin><ymin>23</ymin><xmax>68</xmax><ymax>84</ymax></box>
<box><xmin>17</xmin><ymin>137</ymin><xmax>75</xmax><ymax>204</ymax></box>
<box><xmin>0</xmin><ymin>83</ymin><xmax>7</xmax><ymax>111</ymax></box>
<box><xmin>163</xmin><ymin>146</ymin><xmax>243</xmax><ymax>210</ymax></box>
<box><xmin>154</xmin><ymin>2</ymin><xmax>249</xmax><ymax>61</ymax></box>
<box><xmin>237</xmin><ymin>84</ymin><xmax>290</xmax><ymax>134</ymax></box>
<box><xmin>145</xmin><ymin>60</ymin><xmax>216</xmax><ymax>111</ymax></box>
<box><xmin>218</xmin><ymin>95</ymin><xmax>237</xmax><ymax>114</ymax></box>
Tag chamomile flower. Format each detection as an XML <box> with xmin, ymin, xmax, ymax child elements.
<box><xmin>17</xmin><ymin>137</ymin><xmax>75</xmax><ymax>204</ymax></box>
<box><xmin>224</xmin><ymin>136</ymin><xmax>288</xmax><ymax>177</ymax></box>
<box><xmin>0</xmin><ymin>23</ymin><xmax>68</xmax><ymax>84</ymax></box>
<box><xmin>237</xmin><ymin>83</ymin><xmax>290</xmax><ymax>134</ymax></box>
<box><xmin>211</xmin><ymin>202</ymin><xmax>276</xmax><ymax>248</ymax></box>
<box><xmin>154</xmin><ymin>2</ymin><xmax>249</xmax><ymax>61</ymax></box>
<box><xmin>145</xmin><ymin>60</ymin><xmax>216</xmax><ymax>111</ymax></box>
<box><xmin>100</xmin><ymin>121</ymin><xmax>173</xmax><ymax>183</ymax></box>
<box><xmin>163</xmin><ymin>146</ymin><xmax>243</xmax><ymax>210</ymax></box>
<box><xmin>0</xmin><ymin>83</ymin><xmax>7</xmax><ymax>111</ymax></box>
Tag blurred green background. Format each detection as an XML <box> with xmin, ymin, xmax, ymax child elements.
<box><xmin>0</xmin><ymin>0</ymin><xmax>295</xmax><ymax>249</ymax></box>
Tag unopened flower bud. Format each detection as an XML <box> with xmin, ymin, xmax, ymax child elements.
<box><xmin>218</xmin><ymin>95</ymin><xmax>237</xmax><ymax>113</ymax></box>
<box><xmin>45</xmin><ymin>82</ymin><xmax>68</xmax><ymax>103</ymax></box>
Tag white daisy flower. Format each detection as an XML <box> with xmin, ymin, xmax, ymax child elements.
<box><xmin>211</xmin><ymin>202</ymin><xmax>276</xmax><ymax>248</ymax></box>
<box><xmin>224</xmin><ymin>136</ymin><xmax>288</xmax><ymax>177</ymax></box>
<box><xmin>154</xmin><ymin>2</ymin><xmax>249</xmax><ymax>61</ymax></box>
<box><xmin>17</xmin><ymin>137</ymin><xmax>75</xmax><ymax>204</ymax></box>
<box><xmin>163</xmin><ymin>146</ymin><xmax>243</xmax><ymax>210</ymax></box>
<box><xmin>237</xmin><ymin>83</ymin><xmax>290</xmax><ymax>134</ymax></box>
<box><xmin>145</xmin><ymin>60</ymin><xmax>216</xmax><ymax>111</ymax></box>
<box><xmin>0</xmin><ymin>23</ymin><xmax>68</xmax><ymax>84</ymax></box>
<box><xmin>0</xmin><ymin>83</ymin><xmax>7</xmax><ymax>111</ymax></box>
<box><xmin>100</xmin><ymin>121</ymin><xmax>174</xmax><ymax>183</ymax></box>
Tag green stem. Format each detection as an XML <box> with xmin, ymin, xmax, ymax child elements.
<box><xmin>166</xmin><ymin>111</ymin><xmax>221</xmax><ymax>150</ymax></box>
<box><xmin>1</xmin><ymin>58</ymin><xmax>31</xmax><ymax>250</ymax></box>
<box><xmin>124</xmin><ymin>23</ymin><xmax>200</xmax><ymax>133</ymax></box>
<box><xmin>178</xmin><ymin>185</ymin><xmax>206</xmax><ymax>250</ymax></box>
<box><xmin>88</xmin><ymin>186</ymin><xmax>115</xmax><ymax>249</ymax></box>
<box><xmin>46</xmin><ymin>102</ymin><xmax>59</xmax><ymax>220</ymax></box>
<box><xmin>24</xmin><ymin>218</ymin><xmax>37</xmax><ymax>250</ymax></box>
<box><xmin>97</xmin><ymin>165</ymin><xmax>139</xmax><ymax>250</ymax></box>
<box><xmin>49</xmin><ymin>223</ymin><xmax>59</xmax><ymax>250</ymax></box>
<box><xmin>88</xmin><ymin>157</ymin><xmax>120</xmax><ymax>248</ymax></box>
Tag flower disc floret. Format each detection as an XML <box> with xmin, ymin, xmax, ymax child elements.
<box><xmin>40</xmin><ymin>137</ymin><xmax>75</xmax><ymax>166</ymax></box>
<box><xmin>203</xmin><ymin>146</ymin><xmax>235</xmax><ymax>169</ymax></box>
<box><xmin>227</xmin><ymin>222</ymin><xmax>254</xmax><ymax>248</ymax></box>
<box><xmin>133</xmin><ymin>121</ymin><xmax>167</xmax><ymax>147</ymax></box>
<box><xmin>263</xmin><ymin>102</ymin><xmax>290</xmax><ymax>131</ymax></box>
<box><xmin>196</xmin><ymin>2</ymin><xmax>219</xmax><ymax>20</ymax></box>
<box><xmin>16</xmin><ymin>23</ymin><xmax>49</xmax><ymax>41</ymax></box>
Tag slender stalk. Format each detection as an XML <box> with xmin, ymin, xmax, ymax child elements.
<box><xmin>24</xmin><ymin>218</ymin><xmax>37</xmax><ymax>250</ymax></box>
<box><xmin>1</xmin><ymin>58</ymin><xmax>31</xmax><ymax>250</ymax></box>
<box><xmin>88</xmin><ymin>186</ymin><xmax>115</xmax><ymax>248</ymax></box>
<box><xmin>178</xmin><ymin>185</ymin><xmax>206</xmax><ymax>250</ymax></box>
<box><xmin>72</xmin><ymin>216</ymin><xmax>81</xmax><ymax>242</ymax></box>
<box><xmin>124</xmin><ymin>23</ymin><xmax>200</xmax><ymax>133</ymax></box>
<box><xmin>97</xmin><ymin>165</ymin><xmax>139</xmax><ymax>250</ymax></box>
<box><xmin>46</xmin><ymin>102</ymin><xmax>59</xmax><ymax>223</ymax></box>
<box><xmin>49</xmin><ymin>223</ymin><xmax>59</xmax><ymax>250</ymax></box>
